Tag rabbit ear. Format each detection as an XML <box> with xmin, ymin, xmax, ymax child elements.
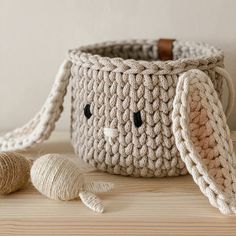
<box><xmin>172</xmin><ymin>69</ymin><xmax>236</xmax><ymax>215</ymax></box>
<box><xmin>0</xmin><ymin>60</ymin><xmax>72</xmax><ymax>152</ymax></box>
<box><xmin>83</xmin><ymin>182</ymin><xmax>114</xmax><ymax>193</ymax></box>
<box><xmin>79</xmin><ymin>191</ymin><xmax>104</xmax><ymax>213</ymax></box>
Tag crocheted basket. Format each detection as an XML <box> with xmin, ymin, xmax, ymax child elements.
<box><xmin>68</xmin><ymin>39</ymin><xmax>231</xmax><ymax>178</ymax></box>
<box><xmin>0</xmin><ymin>39</ymin><xmax>236</xmax><ymax>215</ymax></box>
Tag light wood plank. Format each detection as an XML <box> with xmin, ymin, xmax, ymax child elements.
<box><xmin>0</xmin><ymin>131</ymin><xmax>236</xmax><ymax>235</ymax></box>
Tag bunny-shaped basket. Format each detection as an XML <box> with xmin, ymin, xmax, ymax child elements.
<box><xmin>0</xmin><ymin>39</ymin><xmax>236</xmax><ymax>215</ymax></box>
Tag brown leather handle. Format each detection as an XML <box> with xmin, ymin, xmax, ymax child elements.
<box><xmin>157</xmin><ymin>38</ymin><xmax>175</xmax><ymax>61</ymax></box>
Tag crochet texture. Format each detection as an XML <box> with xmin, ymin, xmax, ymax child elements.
<box><xmin>0</xmin><ymin>39</ymin><xmax>235</xmax><ymax>215</ymax></box>
<box><xmin>69</xmin><ymin>40</ymin><xmax>228</xmax><ymax>177</ymax></box>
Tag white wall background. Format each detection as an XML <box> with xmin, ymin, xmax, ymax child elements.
<box><xmin>0</xmin><ymin>0</ymin><xmax>236</xmax><ymax>132</ymax></box>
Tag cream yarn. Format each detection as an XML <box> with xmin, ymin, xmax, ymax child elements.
<box><xmin>0</xmin><ymin>152</ymin><xmax>31</xmax><ymax>194</ymax></box>
<box><xmin>0</xmin><ymin>152</ymin><xmax>113</xmax><ymax>213</ymax></box>
<box><xmin>173</xmin><ymin>69</ymin><xmax>236</xmax><ymax>215</ymax></box>
<box><xmin>30</xmin><ymin>154</ymin><xmax>114</xmax><ymax>213</ymax></box>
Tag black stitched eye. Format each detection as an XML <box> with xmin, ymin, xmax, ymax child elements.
<box><xmin>133</xmin><ymin>111</ymin><xmax>142</xmax><ymax>128</ymax></box>
<box><xmin>84</xmin><ymin>104</ymin><xmax>92</xmax><ymax>119</ymax></box>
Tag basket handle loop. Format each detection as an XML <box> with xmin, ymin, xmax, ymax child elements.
<box><xmin>215</xmin><ymin>67</ymin><xmax>235</xmax><ymax>119</ymax></box>
<box><xmin>0</xmin><ymin>59</ymin><xmax>72</xmax><ymax>152</ymax></box>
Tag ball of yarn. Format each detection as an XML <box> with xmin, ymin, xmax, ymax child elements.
<box><xmin>0</xmin><ymin>152</ymin><xmax>31</xmax><ymax>194</ymax></box>
<box><xmin>30</xmin><ymin>154</ymin><xmax>85</xmax><ymax>201</ymax></box>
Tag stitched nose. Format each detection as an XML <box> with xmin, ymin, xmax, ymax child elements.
<box><xmin>103</xmin><ymin>128</ymin><xmax>118</xmax><ymax>145</ymax></box>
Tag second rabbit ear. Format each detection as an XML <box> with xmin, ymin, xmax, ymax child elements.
<box><xmin>172</xmin><ymin>69</ymin><xmax>236</xmax><ymax>215</ymax></box>
<box><xmin>83</xmin><ymin>182</ymin><xmax>114</xmax><ymax>193</ymax></box>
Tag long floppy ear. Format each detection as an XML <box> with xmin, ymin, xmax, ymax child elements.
<box><xmin>172</xmin><ymin>69</ymin><xmax>236</xmax><ymax>215</ymax></box>
<box><xmin>0</xmin><ymin>59</ymin><xmax>72</xmax><ymax>152</ymax></box>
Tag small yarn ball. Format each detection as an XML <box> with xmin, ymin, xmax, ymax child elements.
<box><xmin>30</xmin><ymin>154</ymin><xmax>85</xmax><ymax>201</ymax></box>
<box><xmin>0</xmin><ymin>152</ymin><xmax>31</xmax><ymax>194</ymax></box>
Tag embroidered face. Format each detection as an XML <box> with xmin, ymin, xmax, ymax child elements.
<box><xmin>71</xmin><ymin>68</ymin><xmax>185</xmax><ymax>177</ymax></box>
<box><xmin>83</xmin><ymin>103</ymin><xmax>143</xmax><ymax>144</ymax></box>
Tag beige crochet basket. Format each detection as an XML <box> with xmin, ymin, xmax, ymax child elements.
<box><xmin>0</xmin><ymin>39</ymin><xmax>236</xmax><ymax>215</ymax></box>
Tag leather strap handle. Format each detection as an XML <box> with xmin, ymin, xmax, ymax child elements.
<box><xmin>157</xmin><ymin>38</ymin><xmax>175</xmax><ymax>61</ymax></box>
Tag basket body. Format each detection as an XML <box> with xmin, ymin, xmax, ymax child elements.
<box><xmin>69</xmin><ymin>40</ymin><xmax>224</xmax><ymax>177</ymax></box>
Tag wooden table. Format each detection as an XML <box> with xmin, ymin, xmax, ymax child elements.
<box><xmin>1</xmin><ymin>131</ymin><xmax>236</xmax><ymax>236</ymax></box>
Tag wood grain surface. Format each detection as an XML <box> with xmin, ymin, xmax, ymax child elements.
<box><xmin>0</xmin><ymin>131</ymin><xmax>236</xmax><ymax>236</ymax></box>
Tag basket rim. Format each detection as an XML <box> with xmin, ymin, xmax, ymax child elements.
<box><xmin>68</xmin><ymin>40</ymin><xmax>224</xmax><ymax>75</ymax></box>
